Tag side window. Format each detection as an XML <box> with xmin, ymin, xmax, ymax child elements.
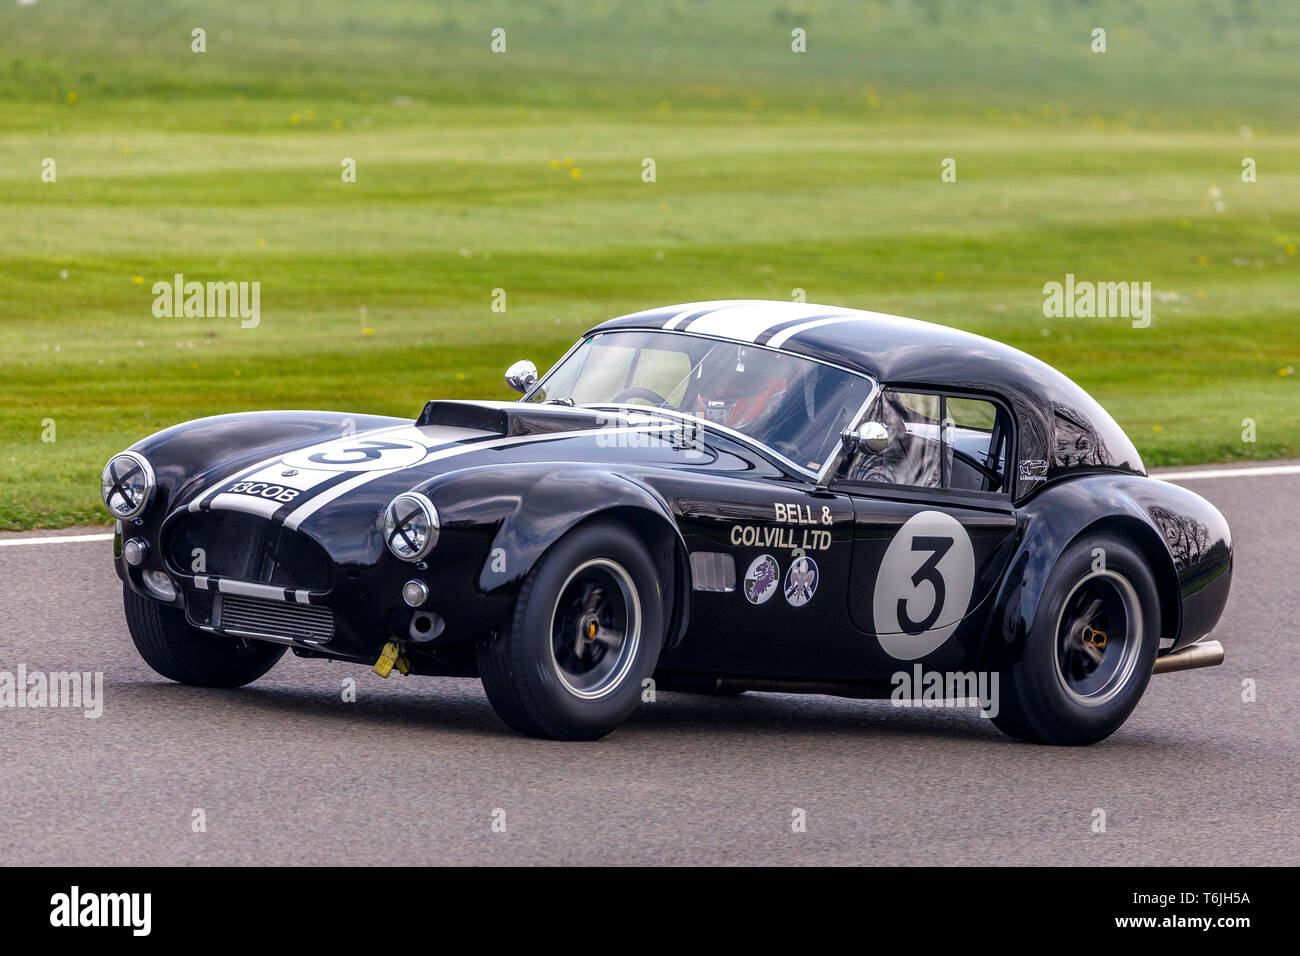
<box><xmin>946</xmin><ymin>397</ymin><xmax>1008</xmax><ymax>492</ymax></box>
<box><xmin>842</xmin><ymin>390</ymin><xmax>1010</xmax><ymax>494</ymax></box>
<box><xmin>845</xmin><ymin>391</ymin><xmax>943</xmax><ymax>488</ymax></box>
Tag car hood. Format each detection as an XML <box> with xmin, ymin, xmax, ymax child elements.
<box><xmin>179</xmin><ymin>401</ymin><xmax>713</xmax><ymax>544</ymax></box>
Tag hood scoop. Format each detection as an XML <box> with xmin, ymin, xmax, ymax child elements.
<box><xmin>416</xmin><ymin>400</ymin><xmax>614</xmax><ymax>438</ymax></box>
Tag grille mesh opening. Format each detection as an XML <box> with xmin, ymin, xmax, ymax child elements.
<box><xmin>217</xmin><ymin>594</ymin><xmax>334</xmax><ymax>644</ymax></box>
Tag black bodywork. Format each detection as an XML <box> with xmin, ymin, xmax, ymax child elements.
<box><xmin>113</xmin><ymin>305</ymin><xmax>1232</xmax><ymax>689</ymax></box>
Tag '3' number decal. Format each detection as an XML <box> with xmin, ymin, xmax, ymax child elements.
<box><xmin>308</xmin><ymin>440</ymin><xmax>413</xmax><ymax>466</ymax></box>
<box><xmin>282</xmin><ymin>433</ymin><xmax>429</xmax><ymax>473</ymax></box>
<box><xmin>897</xmin><ymin>536</ymin><xmax>954</xmax><ymax>634</ymax></box>
<box><xmin>873</xmin><ymin>511</ymin><xmax>975</xmax><ymax>660</ymax></box>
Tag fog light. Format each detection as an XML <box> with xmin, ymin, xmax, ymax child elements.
<box><xmin>402</xmin><ymin>579</ymin><xmax>429</xmax><ymax>607</ymax></box>
<box><xmin>142</xmin><ymin>570</ymin><xmax>176</xmax><ymax>601</ymax></box>
<box><xmin>123</xmin><ymin>537</ymin><xmax>149</xmax><ymax>567</ymax></box>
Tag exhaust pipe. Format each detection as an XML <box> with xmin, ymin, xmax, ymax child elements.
<box><xmin>1153</xmin><ymin>639</ymin><xmax>1224</xmax><ymax>675</ymax></box>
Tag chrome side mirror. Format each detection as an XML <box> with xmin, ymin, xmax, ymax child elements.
<box><xmin>505</xmin><ymin>360</ymin><xmax>538</xmax><ymax>395</ymax></box>
<box><xmin>840</xmin><ymin>420</ymin><xmax>889</xmax><ymax>455</ymax></box>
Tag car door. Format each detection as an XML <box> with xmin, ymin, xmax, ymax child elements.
<box><xmin>831</xmin><ymin>389</ymin><xmax>1019</xmax><ymax>666</ymax></box>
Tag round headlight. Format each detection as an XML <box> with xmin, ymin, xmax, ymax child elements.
<box><xmin>383</xmin><ymin>492</ymin><xmax>438</xmax><ymax>562</ymax></box>
<box><xmin>101</xmin><ymin>452</ymin><xmax>155</xmax><ymax>520</ymax></box>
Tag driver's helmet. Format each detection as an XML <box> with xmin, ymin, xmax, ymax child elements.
<box><xmin>694</xmin><ymin>346</ymin><xmax>788</xmax><ymax>429</ymax></box>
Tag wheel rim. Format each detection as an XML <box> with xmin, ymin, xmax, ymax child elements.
<box><xmin>549</xmin><ymin>558</ymin><xmax>641</xmax><ymax>699</ymax></box>
<box><xmin>1053</xmin><ymin>568</ymin><xmax>1144</xmax><ymax>707</ymax></box>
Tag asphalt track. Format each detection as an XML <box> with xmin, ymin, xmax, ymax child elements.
<box><xmin>1</xmin><ymin>463</ymin><xmax>1296</xmax><ymax>866</ymax></box>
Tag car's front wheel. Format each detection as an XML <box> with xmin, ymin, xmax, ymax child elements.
<box><xmin>123</xmin><ymin>585</ymin><xmax>285</xmax><ymax>688</ymax></box>
<box><xmin>990</xmin><ymin>534</ymin><xmax>1159</xmax><ymax>745</ymax></box>
<box><xmin>477</xmin><ymin>520</ymin><xmax>665</xmax><ymax>740</ymax></box>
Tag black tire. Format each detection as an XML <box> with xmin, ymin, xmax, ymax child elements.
<box><xmin>990</xmin><ymin>534</ymin><xmax>1159</xmax><ymax>745</ymax></box>
<box><xmin>123</xmin><ymin>585</ymin><xmax>285</xmax><ymax>688</ymax></box>
<box><xmin>477</xmin><ymin>520</ymin><xmax>666</xmax><ymax>740</ymax></box>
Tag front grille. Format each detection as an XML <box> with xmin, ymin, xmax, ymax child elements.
<box><xmin>167</xmin><ymin>511</ymin><xmax>332</xmax><ymax>590</ymax></box>
<box><xmin>216</xmin><ymin>594</ymin><xmax>335</xmax><ymax>644</ymax></box>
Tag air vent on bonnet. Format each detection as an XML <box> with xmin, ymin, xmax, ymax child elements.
<box><xmin>416</xmin><ymin>400</ymin><xmax>610</xmax><ymax>437</ymax></box>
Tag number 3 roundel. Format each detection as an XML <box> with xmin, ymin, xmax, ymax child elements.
<box><xmin>873</xmin><ymin>510</ymin><xmax>975</xmax><ymax>660</ymax></box>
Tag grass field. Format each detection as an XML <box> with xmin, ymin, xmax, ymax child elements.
<box><xmin>1</xmin><ymin>0</ymin><xmax>1297</xmax><ymax>529</ymax></box>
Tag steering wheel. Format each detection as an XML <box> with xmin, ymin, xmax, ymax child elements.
<box><xmin>951</xmin><ymin>447</ymin><xmax>1003</xmax><ymax>492</ymax></box>
<box><xmin>609</xmin><ymin>386</ymin><xmax>668</xmax><ymax>406</ymax></box>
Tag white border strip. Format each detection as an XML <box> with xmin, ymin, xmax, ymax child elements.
<box><xmin>1158</xmin><ymin>464</ymin><xmax>1300</xmax><ymax>482</ymax></box>
<box><xmin>0</xmin><ymin>533</ymin><xmax>114</xmax><ymax>547</ymax></box>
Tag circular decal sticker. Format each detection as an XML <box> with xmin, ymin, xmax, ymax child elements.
<box><xmin>784</xmin><ymin>556</ymin><xmax>819</xmax><ymax>607</ymax></box>
<box><xmin>873</xmin><ymin>510</ymin><xmax>975</xmax><ymax>660</ymax></box>
<box><xmin>743</xmin><ymin>554</ymin><xmax>780</xmax><ymax>605</ymax></box>
<box><xmin>283</xmin><ymin>435</ymin><xmax>427</xmax><ymax>473</ymax></box>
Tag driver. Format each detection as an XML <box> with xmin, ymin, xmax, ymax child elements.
<box><xmin>694</xmin><ymin>346</ymin><xmax>787</xmax><ymax>430</ymax></box>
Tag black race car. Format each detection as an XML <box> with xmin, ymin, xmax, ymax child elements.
<box><xmin>103</xmin><ymin>301</ymin><xmax>1231</xmax><ymax>743</ymax></box>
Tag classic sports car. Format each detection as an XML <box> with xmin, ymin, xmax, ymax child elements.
<box><xmin>104</xmin><ymin>300</ymin><xmax>1231</xmax><ymax>744</ymax></box>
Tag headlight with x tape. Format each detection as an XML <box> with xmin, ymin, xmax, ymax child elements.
<box><xmin>101</xmin><ymin>451</ymin><xmax>155</xmax><ymax>520</ymax></box>
<box><xmin>383</xmin><ymin>491</ymin><xmax>439</xmax><ymax>561</ymax></box>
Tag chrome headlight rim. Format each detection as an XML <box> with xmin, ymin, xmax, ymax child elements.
<box><xmin>384</xmin><ymin>492</ymin><xmax>439</xmax><ymax>562</ymax></box>
<box><xmin>101</xmin><ymin>451</ymin><xmax>156</xmax><ymax>520</ymax></box>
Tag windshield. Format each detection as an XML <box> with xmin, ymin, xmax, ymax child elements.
<box><xmin>527</xmin><ymin>330</ymin><xmax>875</xmax><ymax>472</ymax></box>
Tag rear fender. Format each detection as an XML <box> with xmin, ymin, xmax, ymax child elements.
<box><xmin>980</xmin><ymin>473</ymin><xmax>1229</xmax><ymax>667</ymax></box>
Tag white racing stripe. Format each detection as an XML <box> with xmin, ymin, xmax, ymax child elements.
<box><xmin>660</xmin><ymin>300</ymin><xmax>748</xmax><ymax>330</ymax></box>
<box><xmin>767</xmin><ymin>314</ymin><xmax>862</xmax><ymax>348</ymax></box>
<box><xmin>282</xmin><ymin>424</ymin><xmax>663</xmax><ymax>530</ymax></box>
<box><xmin>684</xmin><ymin>302</ymin><xmax>829</xmax><ymax>341</ymax></box>
<box><xmin>187</xmin><ymin>450</ymin><xmax>291</xmax><ymax>513</ymax></box>
<box><xmin>201</xmin><ymin>463</ymin><xmax>355</xmax><ymax>519</ymax></box>
<box><xmin>186</xmin><ymin>423</ymin><xmax>456</xmax><ymax>519</ymax></box>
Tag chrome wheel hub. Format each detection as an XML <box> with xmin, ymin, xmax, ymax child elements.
<box><xmin>1053</xmin><ymin>568</ymin><xmax>1143</xmax><ymax>706</ymax></box>
<box><xmin>550</xmin><ymin>558</ymin><xmax>641</xmax><ymax>700</ymax></box>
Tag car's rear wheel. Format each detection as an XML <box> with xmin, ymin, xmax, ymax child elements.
<box><xmin>990</xmin><ymin>534</ymin><xmax>1159</xmax><ymax>745</ymax></box>
<box><xmin>477</xmin><ymin>520</ymin><xmax>665</xmax><ymax>740</ymax></box>
<box><xmin>123</xmin><ymin>585</ymin><xmax>285</xmax><ymax>688</ymax></box>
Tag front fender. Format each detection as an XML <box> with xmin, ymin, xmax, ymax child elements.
<box><xmin>422</xmin><ymin>464</ymin><xmax>690</xmax><ymax>641</ymax></box>
<box><xmin>981</xmin><ymin>472</ymin><xmax>1231</xmax><ymax>667</ymax></box>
